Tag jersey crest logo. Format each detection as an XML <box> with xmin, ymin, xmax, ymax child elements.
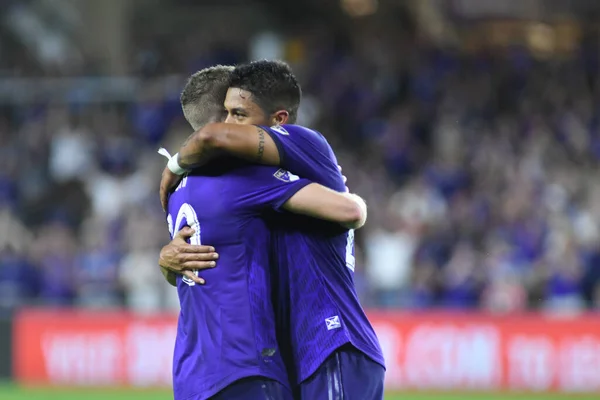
<box><xmin>273</xmin><ymin>168</ymin><xmax>299</xmax><ymax>183</ymax></box>
<box><xmin>270</xmin><ymin>125</ymin><xmax>289</xmax><ymax>135</ymax></box>
<box><xmin>174</xmin><ymin>175</ymin><xmax>188</xmax><ymax>193</ymax></box>
<box><xmin>325</xmin><ymin>315</ymin><xmax>341</xmax><ymax>331</ymax></box>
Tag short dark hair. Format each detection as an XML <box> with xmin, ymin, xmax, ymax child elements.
<box><xmin>230</xmin><ymin>60</ymin><xmax>301</xmax><ymax>123</ymax></box>
<box><xmin>180</xmin><ymin>65</ymin><xmax>234</xmax><ymax>130</ymax></box>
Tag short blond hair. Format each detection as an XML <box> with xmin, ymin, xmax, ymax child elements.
<box><xmin>180</xmin><ymin>65</ymin><xmax>234</xmax><ymax>130</ymax></box>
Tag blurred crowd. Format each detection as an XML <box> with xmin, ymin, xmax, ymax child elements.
<box><xmin>2</xmin><ymin>14</ymin><xmax>600</xmax><ymax>313</ymax></box>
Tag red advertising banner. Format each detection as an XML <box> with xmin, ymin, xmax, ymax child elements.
<box><xmin>13</xmin><ymin>309</ymin><xmax>600</xmax><ymax>392</ymax></box>
<box><xmin>13</xmin><ymin>309</ymin><xmax>178</xmax><ymax>387</ymax></box>
<box><xmin>369</xmin><ymin>311</ymin><xmax>600</xmax><ymax>393</ymax></box>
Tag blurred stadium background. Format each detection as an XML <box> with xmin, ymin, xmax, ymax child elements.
<box><xmin>2</xmin><ymin>0</ymin><xmax>600</xmax><ymax>398</ymax></box>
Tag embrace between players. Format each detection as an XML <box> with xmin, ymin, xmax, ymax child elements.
<box><xmin>157</xmin><ymin>61</ymin><xmax>385</xmax><ymax>400</ymax></box>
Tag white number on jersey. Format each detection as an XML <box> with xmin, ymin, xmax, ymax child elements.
<box><xmin>345</xmin><ymin>229</ymin><xmax>355</xmax><ymax>272</ymax></box>
<box><xmin>167</xmin><ymin>202</ymin><xmax>201</xmax><ymax>286</ymax></box>
<box><xmin>270</xmin><ymin>125</ymin><xmax>289</xmax><ymax>135</ymax></box>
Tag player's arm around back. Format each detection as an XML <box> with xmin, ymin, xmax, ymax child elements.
<box><xmin>159</xmin><ymin>125</ymin><xmax>281</xmax><ymax>212</ymax></box>
<box><xmin>178</xmin><ymin>124</ymin><xmax>280</xmax><ymax>169</ymax></box>
<box><xmin>283</xmin><ymin>184</ymin><xmax>367</xmax><ymax>230</ymax></box>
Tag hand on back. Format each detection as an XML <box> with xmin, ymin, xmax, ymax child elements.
<box><xmin>159</xmin><ymin>226</ymin><xmax>219</xmax><ymax>285</ymax></box>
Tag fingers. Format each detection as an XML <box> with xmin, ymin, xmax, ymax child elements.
<box><xmin>182</xmin><ymin>245</ymin><xmax>216</xmax><ymax>254</ymax></box>
<box><xmin>160</xmin><ymin>167</ymin><xmax>183</xmax><ymax>212</ymax></box>
<box><xmin>338</xmin><ymin>165</ymin><xmax>342</xmax><ymax>172</ymax></box>
<box><xmin>160</xmin><ymin>180</ymin><xmax>168</xmax><ymax>211</ymax></box>
<box><xmin>179</xmin><ymin>251</ymin><xmax>218</xmax><ymax>265</ymax></box>
<box><xmin>160</xmin><ymin>168</ymin><xmax>170</xmax><ymax>212</ymax></box>
<box><xmin>183</xmin><ymin>270</ymin><xmax>205</xmax><ymax>285</ymax></box>
<box><xmin>159</xmin><ymin>237</ymin><xmax>218</xmax><ymax>272</ymax></box>
<box><xmin>179</xmin><ymin>251</ymin><xmax>217</xmax><ymax>269</ymax></box>
<box><xmin>160</xmin><ymin>188</ymin><xmax>168</xmax><ymax>212</ymax></box>
<box><xmin>175</xmin><ymin>226</ymin><xmax>195</xmax><ymax>239</ymax></box>
<box><xmin>181</xmin><ymin>260</ymin><xmax>217</xmax><ymax>270</ymax></box>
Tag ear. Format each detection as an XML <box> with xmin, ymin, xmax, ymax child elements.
<box><xmin>271</xmin><ymin>110</ymin><xmax>289</xmax><ymax>126</ymax></box>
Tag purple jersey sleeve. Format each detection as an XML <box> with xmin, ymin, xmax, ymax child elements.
<box><xmin>231</xmin><ymin>165</ymin><xmax>311</xmax><ymax>212</ymax></box>
<box><xmin>259</xmin><ymin>124</ymin><xmax>346</xmax><ymax>192</ymax></box>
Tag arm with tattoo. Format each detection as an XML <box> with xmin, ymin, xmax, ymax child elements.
<box><xmin>256</xmin><ymin>127</ymin><xmax>265</xmax><ymax>162</ymax></box>
<box><xmin>178</xmin><ymin>123</ymin><xmax>279</xmax><ymax>169</ymax></box>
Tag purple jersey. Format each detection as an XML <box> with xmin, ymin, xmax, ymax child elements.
<box><xmin>261</xmin><ymin>124</ymin><xmax>385</xmax><ymax>383</ymax></box>
<box><xmin>166</xmin><ymin>161</ymin><xmax>310</xmax><ymax>400</ymax></box>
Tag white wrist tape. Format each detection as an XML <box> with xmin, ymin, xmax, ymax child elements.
<box><xmin>158</xmin><ymin>148</ymin><xmax>188</xmax><ymax>176</ymax></box>
<box><xmin>167</xmin><ymin>153</ymin><xmax>188</xmax><ymax>175</ymax></box>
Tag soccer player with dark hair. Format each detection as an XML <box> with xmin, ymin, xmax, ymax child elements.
<box><xmin>160</xmin><ymin>60</ymin><xmax>385</xmax><ymax>400</ymax></box>
<box><xmin>161</xmin><ymin>64</ymin><xmax>368</xmax><ymax>400</ymax></box>
<box><xmin>226</xmin><ymin>59</ymin><xmax>301</xmax><ymax>123</ymax></box>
